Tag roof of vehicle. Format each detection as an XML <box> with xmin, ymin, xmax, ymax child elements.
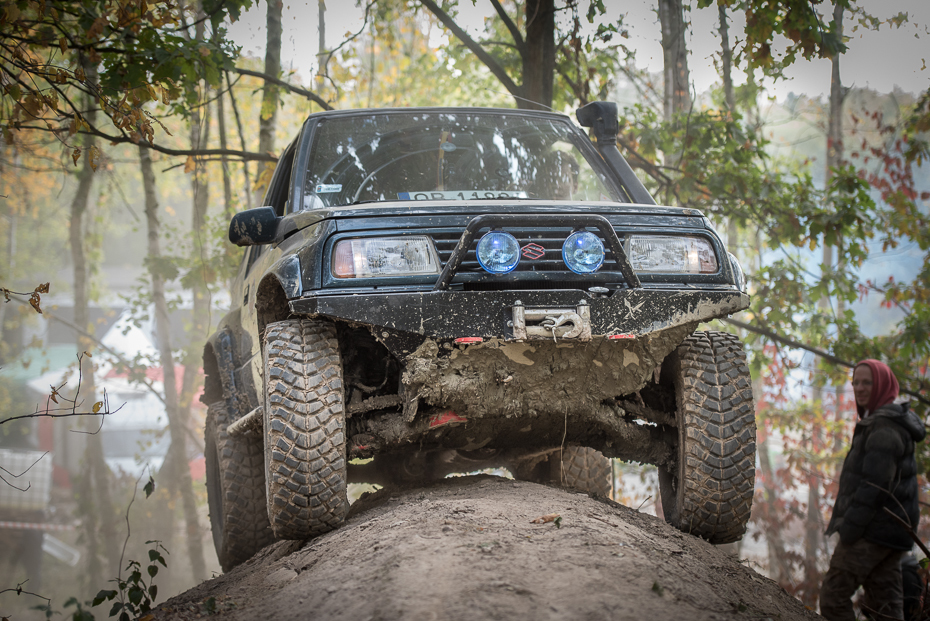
<box><xmin>304</xmin><ymin>106</ymin><xmax>575</xmax><ymax>122</ymax></box>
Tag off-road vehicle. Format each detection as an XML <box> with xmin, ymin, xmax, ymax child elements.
<box><xmin>202</xmin><ymin>102</ymin><xmax>755</xmax><ymax>571</ymax></box>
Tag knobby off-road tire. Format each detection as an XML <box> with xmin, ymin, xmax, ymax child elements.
<box><xmin>550</xmin><ymin>447</ymin><xmax>612</xmax><ymax>497</ymax></box>
<box><xmin>263</xmin><ymin>319</ymin><xmax>348</xmax><ymax>540</ymax></box>
<box><xmin>205</xmin><ymin>401</ymin><xmax>274</xmax><ymax>571</ymax></box>
<box><xmin>658</xmin><ymin>330</ymin><xmax>756</xmax><ymax>544</ymax></box>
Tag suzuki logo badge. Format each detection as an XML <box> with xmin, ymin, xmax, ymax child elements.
<box><xmin>521</xmin><ymin>243</ymin><xmax>545</xmax><ymax>260</ymax></box>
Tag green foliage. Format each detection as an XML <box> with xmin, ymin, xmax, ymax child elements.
<box><xmin>92</xmin><ymin>541</ymin><xmax>168</xmax><ymax>621</ymax></box>
<box><xmin>0</xmin><ymin>0</ymin><xmax>253</xmax><ymax>152</ymax></box>
<box><xmin>698</xmin><ymin>0</ymin><xmax>849</xmax><ymax>79</ymax></box>
<box><xmin>26</xmin><ymin>541</ymin><xmax>168</xmax><ymax>621</ymax></box>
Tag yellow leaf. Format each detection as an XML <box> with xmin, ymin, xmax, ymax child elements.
<box><xmin>88</xmin><ymin>145</ymin><xmax>99</xmax><ymax>171</ymax></box>
<box><xmin>72</xmin><ymin>147</ymin><xmax>81</xmax><ymax>166</ymax></box>
<box><xmin>92</xmin><ymin>401</ymin><xmax>103</xmax><ymax>413</ymax></box>
<box><xmin>83</xmin><ymin>350</ymin><xmax>92</xmax><ymax>357</ymax></box>
<box><xmin>808</xmin><ymin>238</ymin><xmax>817</xmax><ymax>251</ymax></box>
<box><xmin>183</xmin><ymin>155</ymin><xmax>195</xmax><ymax>174</ymax></box>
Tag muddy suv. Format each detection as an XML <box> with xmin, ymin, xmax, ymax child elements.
<box><xmin>202</xmin><ymin>102</ymin><xmax>755</xmax><ymax>571</ymax></box>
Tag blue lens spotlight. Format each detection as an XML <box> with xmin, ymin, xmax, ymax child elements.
<box><xmin>476</xmin><ymin>231</ymin><xmax>520</xmax><ymax>274</ymax></box>
<box><xmin>562</xmin><ymin>230</ymin><xmax>605</xmax><ymax>274</ymax></box>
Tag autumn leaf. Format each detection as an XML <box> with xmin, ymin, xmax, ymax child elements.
<box><xmin>29</xmin><ymin>292</ymin><xmax>42</xmax><ymax>314</ymax></box>
<box><xmin>72</xmin><ymin>147</ymin><xmax>81</xmax><ymax>165</ymax></box>
<box><xmin>183</xmin><ymin>155</ymin><xmax>196</xmax><ymax>174</ymax></box>
<box><xmin>88</xmin><ymin>145</ymin><xmax>100</xmax><ymax>171</ymax></box>
<box><xmin>531</xmin><ymin>513</ymin><xmax>561</xmax><ymax>525</ymax></box>
<box><xmin>87</xmin><ymin>16</ymin><xmax>108</xmax><ymax>39</ymax></box>
<box><xmin>35</xmin><ymin>283</ymin><xmax>49</xmax><ymax>294</ymax></box>
<box><xmin>93</xmin><ymin>401</ymin><xmax>103</xmax><ymax>413</ymax></box>
<box><xmin>58</xmin><ymin>36</ymin><xmax>68</xmax><ymax>54</ymax></box>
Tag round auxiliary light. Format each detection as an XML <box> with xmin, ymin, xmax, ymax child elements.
<box><xmin>562</xmin><ymin>230</ymin><xmax>605</xmax><ymax>274</ymax></box>
<box><xmin>476</xmin><ymin>231</ymin><xmax>521</xmax><ymax>274</ymax></box>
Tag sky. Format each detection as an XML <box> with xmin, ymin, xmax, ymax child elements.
<box><xmin>227</xmin><ymin>0</ymin><xmax>930</xmax><ymax>102</ymax></box>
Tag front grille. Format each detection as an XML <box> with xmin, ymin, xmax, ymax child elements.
<box><xmin>431</xmin><ymin>228</ymin><xmax>617</xmax><ymax>274</ymax></box>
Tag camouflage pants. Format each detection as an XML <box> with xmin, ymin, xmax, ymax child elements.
<box><xmin>820</xmin><ymin>538</ymin><xmax>905</xmax><ymax>621</ymax></box>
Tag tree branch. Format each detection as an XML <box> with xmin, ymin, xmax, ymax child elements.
<box><xmin>17</xmin><ymin>123</ymin><xmax>278</xmax><ymax>162</ymax></box>
<box><xmin>722</xmin><ymin>316</ymin><xmax>930</xmax><ymax>408</ymax></box>
<box><xmin>233</xmin><ymin>67</ymin><xmax>333</xmax><ymax>111</ymax></box>
<box><xmin>418</xmin><ymin>0</ymin><xmax>522</xmax><ymax>99</ymax></box>
<box><xmin>489</xmin><ymin>0</ymin><xmax>526</xmax><ymax>58</ymax></box>
<box><xmin>5</xmin><ymin>296</ymin><xmax>167</xmax><ymax>407</ymax></box>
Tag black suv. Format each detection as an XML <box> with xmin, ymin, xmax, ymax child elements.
<box><xmin>202</xmin><ymin>102</ymin><xmax>755</xmax><ymax>571</ymax></box>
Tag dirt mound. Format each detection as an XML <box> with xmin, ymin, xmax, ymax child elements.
<box><xmin>153</xmin><ymin>476</ymin><xmax>818</xmax><ymax>620</ymax></box>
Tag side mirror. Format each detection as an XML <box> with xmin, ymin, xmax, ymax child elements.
<box><xmin>228</xmin><ymin>207</ymin><xmax>280</xmax><ymax>246</ymax></box>
<box><xmin>576</xmin><ymin>101</ymin><xmax>619</xmax><ymax>146</ymax></box>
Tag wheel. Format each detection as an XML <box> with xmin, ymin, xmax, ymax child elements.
<box><xmin>262</xmin><ymin>319</ymin><xmax>348</xmax><ymax>540</ymax></box>
<box><xmin>205</xmin><ymin>401</ymin><xmax>274</xmax><ymax>571</ymax></box>
<box><xmin>658</xmin><ymin>330</ymin><xmax>756</xmax><ymax>544</ymax></box>
<box><xmin>509</xmin><ymin>447</ymin><xmax>612</xmax><ymax>497</ymax></box>
<box><xmin>550</xmin><ymin>447</ymin><xmax>612</xmax><ymax>497</ymax></box>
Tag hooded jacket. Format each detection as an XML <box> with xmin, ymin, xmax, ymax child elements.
<box><xmin>826</xmin><ymin>402</ymin><xmax>926</xmax><ymax>550</ymax></box>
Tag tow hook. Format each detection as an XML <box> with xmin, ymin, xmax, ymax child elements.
<box><xmin>510</xmin><ymin>300</ymin><xmax>592</xmax><ymax>342</ymax></box>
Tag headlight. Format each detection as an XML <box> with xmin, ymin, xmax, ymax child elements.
<box><xmin>476</xmin><ymin>231</ymin><xmax>520</xmax><ymax>274</ymax></box>
<box><xmin>627</xmin><ymin>236</ymin><xmax>718</xmax><ymax>273</ymax></box>
<box><xmin>332</xmin><ymin>236</ymin><xmax>440</xmax><ymax>278</ymax></box>
<box><xmin>562</xmin><ymin>230</ymin><xmax>605</xmax><ymax>274</ymax></box>
<box><xmin>729</xmin><ymin>252</ymin><xmax>746</xmax><ymax>292</ymax></box>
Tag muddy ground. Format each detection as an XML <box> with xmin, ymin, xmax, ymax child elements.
<box><xmin>153</xmin><ymin>475</ymin><xmax>820</xmax><ymax>621</ymax></box>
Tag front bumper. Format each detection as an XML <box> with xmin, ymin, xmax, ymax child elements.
<box><xmin>289</xmin><ymin>287</ymin><xmax>749</xmax><ymax>341</ymax></box>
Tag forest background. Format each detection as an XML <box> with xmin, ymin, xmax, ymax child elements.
<box><xmin>0</xmin><ymin>0</ymin><xmax>928</xmax><ymax>616</ymax></box>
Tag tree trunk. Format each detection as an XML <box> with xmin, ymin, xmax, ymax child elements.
<box><xmin>826</xmin><ymin>4</ymin><xmax>845</xmax><ymax>178</ymax></box>
<box><xmin>161</xmin><ymin>6</ymin><xmax>211</xmax><ymax>583</ymax></box>
<box><xmin>139</xmin><ymin>145</ymin><xmax>208</xmax><ymax>584</ymax></box>
<box><xmin>827</xmin><ymin>4</ymin><xmax>846</xmax><ymax>321</ymax></box>
<box><xmin>317</xmin><ymin>0</ymin><xmax>330</xmax><ymax>93</ymax></box>
<box><xmin>521</xmin><ymin>0</ymin><xmax>555</xmax><ymax>110</ymax></box>
<box><xmin>718</xmin><ymin>4</ymin><xmax>735</xmax><ymax>114</ymax></box>
<box><xmin>171</xmin><ymin>88</ymin><xmax>211</xmax><ymax>586</ymax></box>
<box><xmin>808</xmin><ymin>4</ymin><xmax>846</xmax><ymax>602</ymax></box>
<box><xmin>718</xmin><ymin>5</ymin><xmax>739</xmax><ymax>251</ymax></box>
<box><xmin>225</xmin><ymin>71</ymin><xmax>253</xmax><ymax>209</ymax></box>
<box><xmin>657</xmin><ymin>0</ymin><xmax>691</xmax><ymax>123</ymax></box>
<box><xmin>216</xmin><ymin>91</ymin><xmax>235</xmax><ymax>221</ymax></box>
<box><xmin>68</xmin><ymin>63</ymin><xmax>121</xmax><ymax>585</ymax></box>
<box><xmin>757</xmin><ymin>422</ymin><xmax>792</xmax><ymax>584</ymax></box>
<box><xmin>258</xmin><ymin>0</ymin><xmax>283</xmax><ymax>158</ymax></box>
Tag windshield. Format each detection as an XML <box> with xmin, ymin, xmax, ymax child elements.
<box><xmin>303</xmin><ymin>111</ymin><xmax>621</xmax><ymax>208</ymax></box>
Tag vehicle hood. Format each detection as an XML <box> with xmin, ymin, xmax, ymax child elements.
<box><xmin>278</xmin><ymin>201</ymin><xmax>704</xmax><ymax>239</ymax></box>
